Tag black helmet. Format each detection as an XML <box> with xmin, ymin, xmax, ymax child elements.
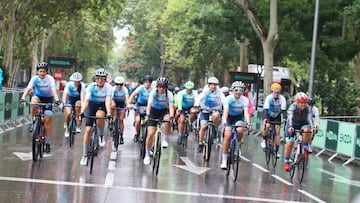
<box><xmin>156</xmin><ymin>77</ymin><xmax>169</xmax><ymax>86</ymax></box>
<box><xmin>308</xmin><ymin>97</ymin><xmax>315</xmax><ymax>105</ymax></box>
<box><xmin>36</xmin><ymin>62</ymin><xmax>49</xmax><ymax>71</ymax></box>
<box><xmin>142</xmin><ymin>75</ymin><xmax>153</xmax><ymax>83</ymax></box>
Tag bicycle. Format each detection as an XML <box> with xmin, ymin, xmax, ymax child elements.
<box><xmin>132</xmin><ymin>105</ymin><xmax>147</xmax><ymax>159</ymax></box>
<box><xmin>148</xmin><ymin>118</ymin><xmax>170</xmax><ymax>176</ymax></box>
<box><xmin>25</xmin><ymin>101</ymin><xmax>55</xmax><ymax>161</ymax></box>
<box><xmin>289</xmin><ymin>129</ymin><xmax>310</xmax><ymax>183</ymax></box>
<box><xmin>264</xmin><ymin>121</ymin><xmax>282</xmax><ymax>167</ymax></box>
<box><xmin>200</xmin><ymin>108</ymin><xmax>222</xmax><ymax>161</ymax></box>
<box><xmin>177</xmin><ymin>110</ymin><xmax>196</xmax><ymax>149</ymax></box>
<box><xmin>65</xmin><ymin>105</ymin><xmax>80</xmax><ymax>148</ymax></box>
<box><xmin>111</xmin><ymin>106</ymin><xmax>126</xmax><ymax>151</ymax></box>
<box><xmin>83</xmin><ymin>115</ymin><xmax>107</xmax><ymax>175</ymax></box>
<box><xmin>226</xmin><ymin>124</ymin><xmax>247</xmax><ymax>181</ymax></box>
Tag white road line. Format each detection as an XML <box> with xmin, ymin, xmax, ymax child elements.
<box><xmin>252</xmin><ymin>163</ymin><xmax>269</xmax><ymax>173</ymax></box>
<box><xmin>0</xmin><ymin>176</ymin><xmax>306</xmax><ymax>202</ymax></box>
<box><xmin>104</xmin><ymin>172</ymin><xmax>114</xmax><ymax>187</ymax></box>
<box><xmin>108</xmin><ymin>160</ymin><xmax>116</xmax><ymax>170</ymax></box>
<box><xmin>240</xmin><ymin>155</ymin><xmax>250</xmax><ymax>162</ymax></box>
<box><xmin>271</xmin><ymin>174</ymin><xmax>293</xmax><ymax>186</ymax></box>
<box><xmin>298</xmin><ymin>189</ymin><xmax>326</xmax><ymax>203</ymax></box>
<box><xmin>317</xmin><ymin>168</ymin><xmax>347</xmax><ymax>180</ymax></box>
<box><xmin>110</xmin><ymin>151</ymin><xmax>117</xmax><ymax>160</ymax></box>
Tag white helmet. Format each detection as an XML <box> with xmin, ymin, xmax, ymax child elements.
<box><xmin>70</xmin><ymin>72</ymin><xmax>82</xmax><ymax>81</ymax></box>
<box><xmin>94</xmin><ymin>68</ymin><xmax>108</xmax><ymax>77</ymax></box>
<box><xmin>221</xmin><ymin>86</ymin><xmax>229</xmax><ymax>93</ymax></box>
<box><xmin>231</xmin><ymin>81</ymin><xmax>245</xmax><ymax>89</ymax></box>
<box><xmin>208</xmin><ymin>77</ymin><xmax>219</xmax><ymax>84</ymax></box>
<box><xmin>114</xmin><ymin>76</ymin><xmax>125</xmax><ymax>84</ymax></box>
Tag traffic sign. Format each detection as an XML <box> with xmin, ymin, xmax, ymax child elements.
<box><xmin>229</xmin><ymin>71</ymin><xmax>258</xmax><ymax>83</ymax></box>
<box><xmin>47</xmin><ymin>56</ymin><xmax>76</xmax><ymax>68</ymax></box>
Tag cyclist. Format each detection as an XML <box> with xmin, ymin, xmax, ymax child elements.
<box><xmin>62</xmin><ymin>72</ymin><xmax>85</xmax><ymax>137</ymax></box>
<box><xmin>143</xmin><ymin>77</ymin><xmax>174</xmax><ymax>165</ymax></box>
<box><xmin>308</xmin><ymin>97</ymin><xmax>320</xmax><ymax>153</ymax></box>
<box><xmin>283</xmin><ymin>92</ymin><xmax>314</xmax><ymax>171</ymax></box>
<box><xmin>220</xmin><ymin>81</ymin><xmax>252</xmax><ymax>169</ymax></box>
<box><xmin>20</xmin><ymin>62</ymin><xmax>60</xmax><ymax>153</ymax></box>
<box><xmin>176</xmin><ymin>81</ymin><xmax>198</xmax><ymax>142</ymax></box>
<box><xmin>261</xmin><ymin>83</ymin><xmax>287</xmax><ymax>158</ymax></box>
<box><xmin>110</xmin><ymin>76</ymin><xmax>129</xmax><ymax>145</ymax></box>
<box><xmin>127</xmin><ymin>75</ymin><xmax>153</xmax><ymax>142</ymax></box>
<box><xmin>221</xmin><ymin>86</ymin><xmax>230</xmax><ymax>97</ymax></box>
<box><xmin>79</xmin><ymin>68</ymin><xmax>113</xmax><ymax>166</ymax></box>
<box><xmin>194</xmin><ymin>76</ymin><xmax>227</xmax><ymax>152</ymax></box>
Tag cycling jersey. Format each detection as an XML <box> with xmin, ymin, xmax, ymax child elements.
<box><xmin>26</xmin><ymin>75</ymin><xmax>56</xmax><ymax>97</ymax></box>
<box><xmin>85</xmin><ymin>82</ymin><xmax>112</xmax><ymax>104</ymax></box>
<box><xmin>311</xmin><ymin>106</ymin><xmax>320</xmax><ymax>119</ymax></box>
<box><xmin>64</xmin><ymin>81</ymin><xmax>85</xmax><ymax>98</ymax></box>
<box><xmin>287</xmin><ymin>102</ymin><xmax>314</xmax><ymax>128</ymax></box>
<box><xmin>195</xmin><ymin>87</ymin><xmax>227</xmax><ymax>111</ymax></box>
<box><xmin>262</xmin><ymin>94</ymin><xmax>287</xmax><ymax>119</ymax></box>
<box><xmin>226</xmin><ymin>94</ymin><xmax>248</xmax><ymax>116</ymax></box>
<box><xmin>148</xmin><ymin>89</ymin><xmax>174</xmax><ymax>110</ymax></box>
<box><xmin>111</xmin><ymin>86</ymin><xmax>129</xmax><ymax>103</ymax></box>
<box><xmin>177</xmin><ymin>89</ymin><xmax>198</xmax><ymax>110</ymax></box>
<box><xmin>133</xmin><ymin>85</ymin><xmax>153</xmax><ymax>105</ymax></box>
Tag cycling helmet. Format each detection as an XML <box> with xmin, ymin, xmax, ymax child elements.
<box><xmin>308</xmin><ymin>97</ymin><xmax>315</xmax><ymax>105</ymax></box>
<box><xmin>271</xmin><ymin>83</ymin><xmax>282</xmax><ymax>92</ymax></box>
<box><xmin>70</xmin><ymin>72</ymin><xmax>82</xmax><ymax>81</ymax></box>
<box><xmin>142</xmin><ymin>75</ymin><xmax>153</xmax><ymax>83</ymax></box>
<box><xmin>184</xmin><ymin>81</ymin><xmax>194</xmax><ymax>89</ymax></box>
<box><xmin>156</xmin><ymin>77</ymin><xmax>169</xmax><ymax>86</ymax></box>
<box><xmin>94</xmin><ymin>68</ymin><xmax>108</xmax><ymax>77</ymax></box>
<box><xmin>231</xmin><ymin>81</ymin><xmax>245</xmax><ymax>89</ymax></box>
<box><xmin>36</xmin><ymin>62</ymin><xmax>49</xmax><ymax>71</ymax></box>
<box><xmin>114</xmin><ymin>76</ymin><xmax>125</xmax><ymax>84</ymax></box>
<box><xmin>295</xmin><ymin>92</ymin><xmax>309</xmax><ymax>103</ymax></box>
<box><xmin>207</xmin><ymin>77</ymin><xmax>219</xmax><ymax>84</ymax></box>
<box><xmin>221</xmin><ymin>86</ymin><xmax>229</xmax><ymax>93</ymax></box>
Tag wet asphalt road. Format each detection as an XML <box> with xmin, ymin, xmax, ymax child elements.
<box><xmin>0</xmin><ymin>111</ymin><xmax>359</xmax><ymax>203</ymax></box>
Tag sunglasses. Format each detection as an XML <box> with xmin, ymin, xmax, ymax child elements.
<box><xmin>157</xmin><ymin>85</ymin><xmax>167</xmax><ymax>89</ymax></box>
<box><xmin>233</xmin><ymin>88</ymin><xmax>244</xmax><ymax>93</ymax></box>
<box><xmin>116</xmin><ymin>83</ymin><xmax>124</xmax><ymax>86</ymax></box>
<box><xmin>95</xmin><ymin>76</ymin><xmax>106</xmax><ymax>80</ymax></box>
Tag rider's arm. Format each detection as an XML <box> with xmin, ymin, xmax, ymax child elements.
<box><xmin>244</xmin><ymin>108</ymin><xmax>251</xmax><ymax>125</ymax></box>
<box><xmin>307</xmin><ymin>106</ymin><xmax>314</xmax><ymax>128</ymax></box>
<box><xmin>287</xmin><ymin>103</ymin><xmax>295</xmax><ymax>127</ymax></box>
<box><xmin>21</xmin><ymin>77</ymin><xmax>36</xmax><ymax>100</ymax></box>
<box><xmin>62</xmin><ymin>84</ymin><xmax>68</xmax><ymax>104</ymax></box>
<box><xmin>146</xmin><ymin>89</ymin><xmax>155</xmax><ymax>116</ymax></box>
<box><xmin>177</xmin><ymin>91</ymin><xmax>183</xmax><ymax>111</ymax></box>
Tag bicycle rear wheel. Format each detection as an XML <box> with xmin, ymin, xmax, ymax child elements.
<box><xmin>152</xmin><ymin>132</ymin><xmax>161</xmax><ymax>175</ymax></box>
<box><xmin>113</xmin><ymin>119</ymin><xmax>120</xmax><ymax>151</ymax></box>
<box><xmin>89</xmin><ymin>129</ymin><xmax>97</xmax><ymax>175</ymax></box>
<box><xmin>230</xmin><ymin>141</ymin><xmax>239</xmax><ymax>181</ymax></box>
<box><xmin>32</xmin><ymin>119</ymin><xmax>41</xmax><ymax>161</ymax></box>
<box><xmin>69</xmin><ymin>117</ymin><xmax>76</xmax><ymax>148</ymax></box>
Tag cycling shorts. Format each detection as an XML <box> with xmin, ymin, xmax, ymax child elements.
<box><xmin>85</xmin><ymin>101</ymin><xmax>107</xmax><ymax>126</ymax></box>
<box><xmin>147</xmin><ymin>108</ymin><xmax>169</xmax><ymax>127</ymax></box>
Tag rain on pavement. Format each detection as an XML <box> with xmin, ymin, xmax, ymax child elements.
<box><xmin>0</xmin><ymin>111</ymin><xmax>358</xmax><ymax>203</ymax></box>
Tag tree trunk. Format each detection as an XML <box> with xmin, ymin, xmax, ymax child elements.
<box><xmin>159</xmin><ymin>38</ymin><xmax>165</xmax><ymax>77</ymax></box>
<box><xmin>0</xmin><ymin>15</ymin><xmax>4</xmax><ymax>54</ymax></box>
<box><xmin>239</xmin><ymin>37</ymin><xmax>249</xmax><ymax>72</ymax></box>
<box><xmin>4</xmin><ymin>4</ymin><xmax>16</xmax><ymax>87</ymax></box>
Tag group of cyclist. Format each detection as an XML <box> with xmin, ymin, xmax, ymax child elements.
<box><xmin>20</xmin><ymin>61</ymin><xmax>319</xmax><ymax>171</ymax></box>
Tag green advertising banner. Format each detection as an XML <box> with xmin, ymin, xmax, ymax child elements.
<box><xmin>312</xmin><ymin>119</ymin><xmax>327</xmax><ymax>148</ymax></box>
<box><xmin>11</xmin><ymin>92</ymin><xmax>19</xmax><ymax>119</ymax></box>
<box><xmin>355</xmin><ymin>126</ymin><xmax>360</xmax><ymax>159</ymax></box>
<box><xmin>336</xmin><ymin>122</ymin><xmax>356</xmax><ymax>156</ymax></box>
<box><xmin>325</xmin><ymin>120</ymin><xmax>339</xmax><ymax>152</ymax></box>
<box><xmin>0</xmin><ymin>92</ymin><xmax>4</xmax><ymax>122</ymax></box>
<box><xmin>4</xmin><ymin>92</ymin><xmax>12</xmax><ymax>120</ymax></box>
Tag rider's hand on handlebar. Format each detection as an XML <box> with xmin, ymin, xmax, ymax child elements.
<box><xmin>247</xmin><ymin>123</ymin><xmax>253</xmax><ymax>132</ymax></box>
<box><xmin>106</xmin><ymin>114</ymin><xmax>113</xmax><ymax>121</ymax></box>
<box><xmin>19</xmin><ymin>99</ymin><xmax>26</xmax><ymax>105</ymax></box>
<box><xmin>54</xmin><ymin>100</ymin><xmax>61</xmax><ymax>106</ymax></box>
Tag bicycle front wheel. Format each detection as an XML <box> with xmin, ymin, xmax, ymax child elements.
<box><xmin>139</xmin><ymin>124</ymin><xmax>146</xmax><ymax>159</ymax></box>
<box><xmin>113</xmin><ymin>119</ymin><xmax>120</xmax><ymax>151</ymax></box>
<box><xmin>152</xmin><ymin>132</ymin><xmax>161</xmax><ymax>175</ymax></box>
<box><xmin>89</xmin><ymin>129</ymin><xmax>97</xmax><ymax>175</ymax></box>
<box><xmin>297</xmin><ymin>156</ymin><xmax>306</xmax><ymax>183</ymax></box>
<box><xmin>265</xmin><ymin>138</ymin><xmax>271</xmax><ymax>165</ymax></box>
<box><xmin>69</xmin><ymin>117</ymin><xmax>76</xmax><ymax>148</ymax></box>
<box><xmin>271</xmin><ymin>143</ymin><xmax>278</xmax><ymax>167</ymax></box>
<box><xmin>32</xmin><ymin>119</ymin><xmax>41</xmax><ymax>161</ymax></box>
<box><xmin>203</xmin><ymin>125</ymin><xmax>214</xmax><ymax>161</ymax></box>
<box><xmin>231</xmin><ymin>141</ymin><xmax>240</xmax><ymax>181</ymax></box>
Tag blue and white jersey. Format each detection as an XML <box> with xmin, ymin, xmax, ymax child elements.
<box><xmin>112</xmin><ymin>86</ymin><xmax>129</xmax><ymax>102</ymax></box>
<box><xmin>226</xmin><ymin>94</ymin><xmax>249</xmax><ymax>116</ymax></box>
<box><xmin>85</xmin><ymin>82</ymin><xmax>112</xmax><ymax>104</ymax></box>
<box><xmin>64</xmin><ymin>81</ymin><xmax>85</xmax><ymax>97</ymax></box>
<box><xmin>133</xmin><ymin>85</ymin><xmax>153</xmax><ymax>105</ymax></box>
<box><xmin>148</xmin><ymin>89</ymin><xmax>174</xmax><ymax>110</ymax></box>
<box><xmin>311</xmin><ymin>106</ymin><xmax>320</xmax><ymax>119</ymax></box>
<box><xmin>177</xmin><ymin>89</ymin><xmax>198</xmax><ymax>110</ymax></box>
<box><xmin>263</xmin><ymin>94</ymin><xmax>287</xmax><ymax>118</ymax></box>
<box><xmin>26</xmin><ymin>75</ymin><xmax>56</xmax><ymax>97</ymax></box>
<box><xmin>195</xmin><ymin>87</ymin><xmax>227</xmax><ymax>111</ymax></box>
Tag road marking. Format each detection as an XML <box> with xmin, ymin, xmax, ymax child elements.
<box><xmin>252</xmin><ymin>163</ymin><xmax>269</xmax><ymax>173</ymax></box>
<box><xmin>110</xmin><ymin>151</ymin><xmax>117</xmax><ymax>160</ymax></box>
<box><xmin>240</xmin><ymin>155</ymin><xmax>250</xmax><ymax>162</ymax></box>
<box><xmin>104</xmin><ymin>172</ymin><xmax>114</xmax><ymax>187</ymax></box>
<box><xmin>271</xmin><ymin>174</ymin><xmax>293</xmax><ymax>186</ymax></box>
<box><xmin>318</xmin><ymin>168</ymin><xmax>360</xmax><ymax>187</ymax></box>
<box><xmin>0</xmin><ymin>175</ymin><xmax>307</xmax><ymax>202</ymax></box>
<box><xmin>13</xmin><ymin>152</ymin><xmax>51</xmax><ymax>161</ymax></box>
<box><xmin>297</xmin><ymin>189</ymin><xmax>326</xmax><ymax>203</ymax></box>
<box><xmin>174</xmin><ymin>157</ymin><xmax>211</xmax><ymax>175</ymax></box>
<box><xmin>108</xmin><ymin>160</ymin><xmax>116</xmax><ymax>170</ymax></box>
